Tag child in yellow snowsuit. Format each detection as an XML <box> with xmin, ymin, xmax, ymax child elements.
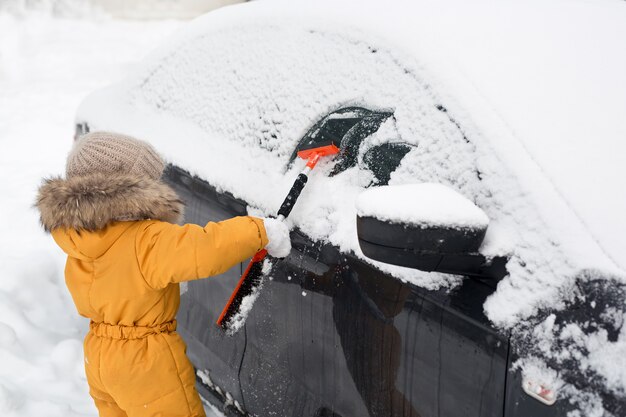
<box><xmin>36</xmin><ymin>132</ymin><xmax>290</xmax><ymax>417</ymax></box>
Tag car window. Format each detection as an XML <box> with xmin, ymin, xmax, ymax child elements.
<box><xmin>289</xmin><ymin>107</ymin><xmax>412</xmax><ymax>185</ymax></box>
<box><xmin>362</xmin><ymin>142</ymin><xmax>412</xmax><ymax>185</ymax></box>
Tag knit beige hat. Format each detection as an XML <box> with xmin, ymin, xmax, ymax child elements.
<box><xmin>66</xmin><ymin>131</ymin><xmax>165</xmax><ymax>179</ymax></box>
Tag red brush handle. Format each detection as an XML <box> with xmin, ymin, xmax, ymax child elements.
<box><xmin>250</xmin><ymin>249</ymin><xmax>268</xmax><ymax>263</ymax></box>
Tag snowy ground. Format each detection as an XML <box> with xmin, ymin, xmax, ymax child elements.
<box><xmin>0</xmin><ymin>8</ymin><xmax>224</xmax><ymax>417</ymax></box>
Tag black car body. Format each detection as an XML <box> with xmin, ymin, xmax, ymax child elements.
<box><xmin>160</xmin><ymin>114</ymin><xmax>588</xmax><ymax>417</ymax></box>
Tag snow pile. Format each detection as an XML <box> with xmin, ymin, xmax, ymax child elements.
<box><xmin>356</xmin><ymin>183</ymin><xmax>489</xmax><ymax>229</ymax></box>
<box><xmin>0</xmin><ymin>254</ymin><xmax>89</xmax><ymax>416</ymax></box>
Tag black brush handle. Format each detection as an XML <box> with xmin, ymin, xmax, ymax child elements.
<box><xmin>277</xmin><ymin>173</ymin><xmax>308</xmax><ymax>218</ymax></box>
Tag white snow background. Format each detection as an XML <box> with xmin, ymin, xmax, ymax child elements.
<box><xmin>0</xmin><ymin>3</ymin><xmax>223</xmax><ymax>416</ymax></box>
<box><xmin>2</xmin><ymin>0</ymin><xmax>626</xmax><ymax>416</ymax></box>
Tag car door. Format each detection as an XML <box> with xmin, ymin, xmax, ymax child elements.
<box><xmin>236</xmin><ymin>231</ymin><xmax>510</xmax><ymax>417</ymax></box>
<box><xmin>236</xmin><ymin>108</ymin><xmax>511</xmax><ymax>417</ymax></box>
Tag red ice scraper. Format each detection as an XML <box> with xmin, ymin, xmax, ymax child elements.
<box><xmin>216</xmin><ymin>138</ymin><xmax>340</xmax><ymax>333</ymax></box>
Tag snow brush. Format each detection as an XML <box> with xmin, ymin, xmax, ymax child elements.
<box><xmin>216</xmin><ymin>139</ymin><xmax>340</xmax><ymax>333</ymax></box>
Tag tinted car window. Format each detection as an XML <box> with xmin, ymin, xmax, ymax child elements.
<box><xmin>289</xmin><ymin>107</ymin><xmax>411</xmax><ymax>185</ymax></box>
<box><xmin>362</xmin><ymin>142</ymin><xmax>412</xmax><ymax>185</ymax></box>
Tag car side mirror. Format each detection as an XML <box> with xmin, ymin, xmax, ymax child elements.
<box><xmin>356</xmin><ymin>183</ymin><xmax>507</xmax><ymax>280</ymax></box>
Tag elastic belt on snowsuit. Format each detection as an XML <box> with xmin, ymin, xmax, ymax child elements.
<box><xmin>89</xmin><ymin>320</ymin><xmax>177</xmax><ymax>340</ymax></box>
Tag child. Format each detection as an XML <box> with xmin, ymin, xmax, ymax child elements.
<box><xmin>36</xmin><ymin>131</ymin><xmax>290</xmax><ymax>417</ymax></box>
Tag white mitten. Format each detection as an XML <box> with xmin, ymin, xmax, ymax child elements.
<box><xmin>263</xmin><ymin>217</ymin><xmax>291</xmax><ymax>258</ymax></box>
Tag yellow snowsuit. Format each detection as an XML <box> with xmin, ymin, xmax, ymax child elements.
<box><xmin>50</xmin><ymin>217</ymin><xmax>268</xmax><ymax>416</ymax></box>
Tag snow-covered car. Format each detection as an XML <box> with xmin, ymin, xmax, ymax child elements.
<box><xmin>74</xmin><ymin>0</ymin><xmax>626</xmax><ymax>416</ymax></box>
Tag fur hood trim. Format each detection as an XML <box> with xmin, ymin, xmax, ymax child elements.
<box><xmin>36</xmin><ymin>173</ymin><xmax>184</xmax><ymax>232</ymax></box>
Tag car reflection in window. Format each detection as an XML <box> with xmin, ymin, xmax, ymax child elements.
<box><xmin>300</xmin><ymin>254</ymin><xmax>422</xmax><ymax>417</ymax></box>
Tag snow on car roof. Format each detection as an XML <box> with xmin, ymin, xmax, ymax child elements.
<box><xmin>76</xmin><ymin>3</ymin><xmax>626</xmax><ymax>401</ymax></box>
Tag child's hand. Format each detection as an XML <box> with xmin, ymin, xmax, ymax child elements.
<box><xmin>263</xmin><ymin>217</ymin><xmax>291</xmax><ymax>258</ymax></box>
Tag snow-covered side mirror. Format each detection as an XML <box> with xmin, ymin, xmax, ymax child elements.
<box><xmin>356</xmin><ymin>183</ymin><xmax>506</xmax><ymax>279</ymax></box>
